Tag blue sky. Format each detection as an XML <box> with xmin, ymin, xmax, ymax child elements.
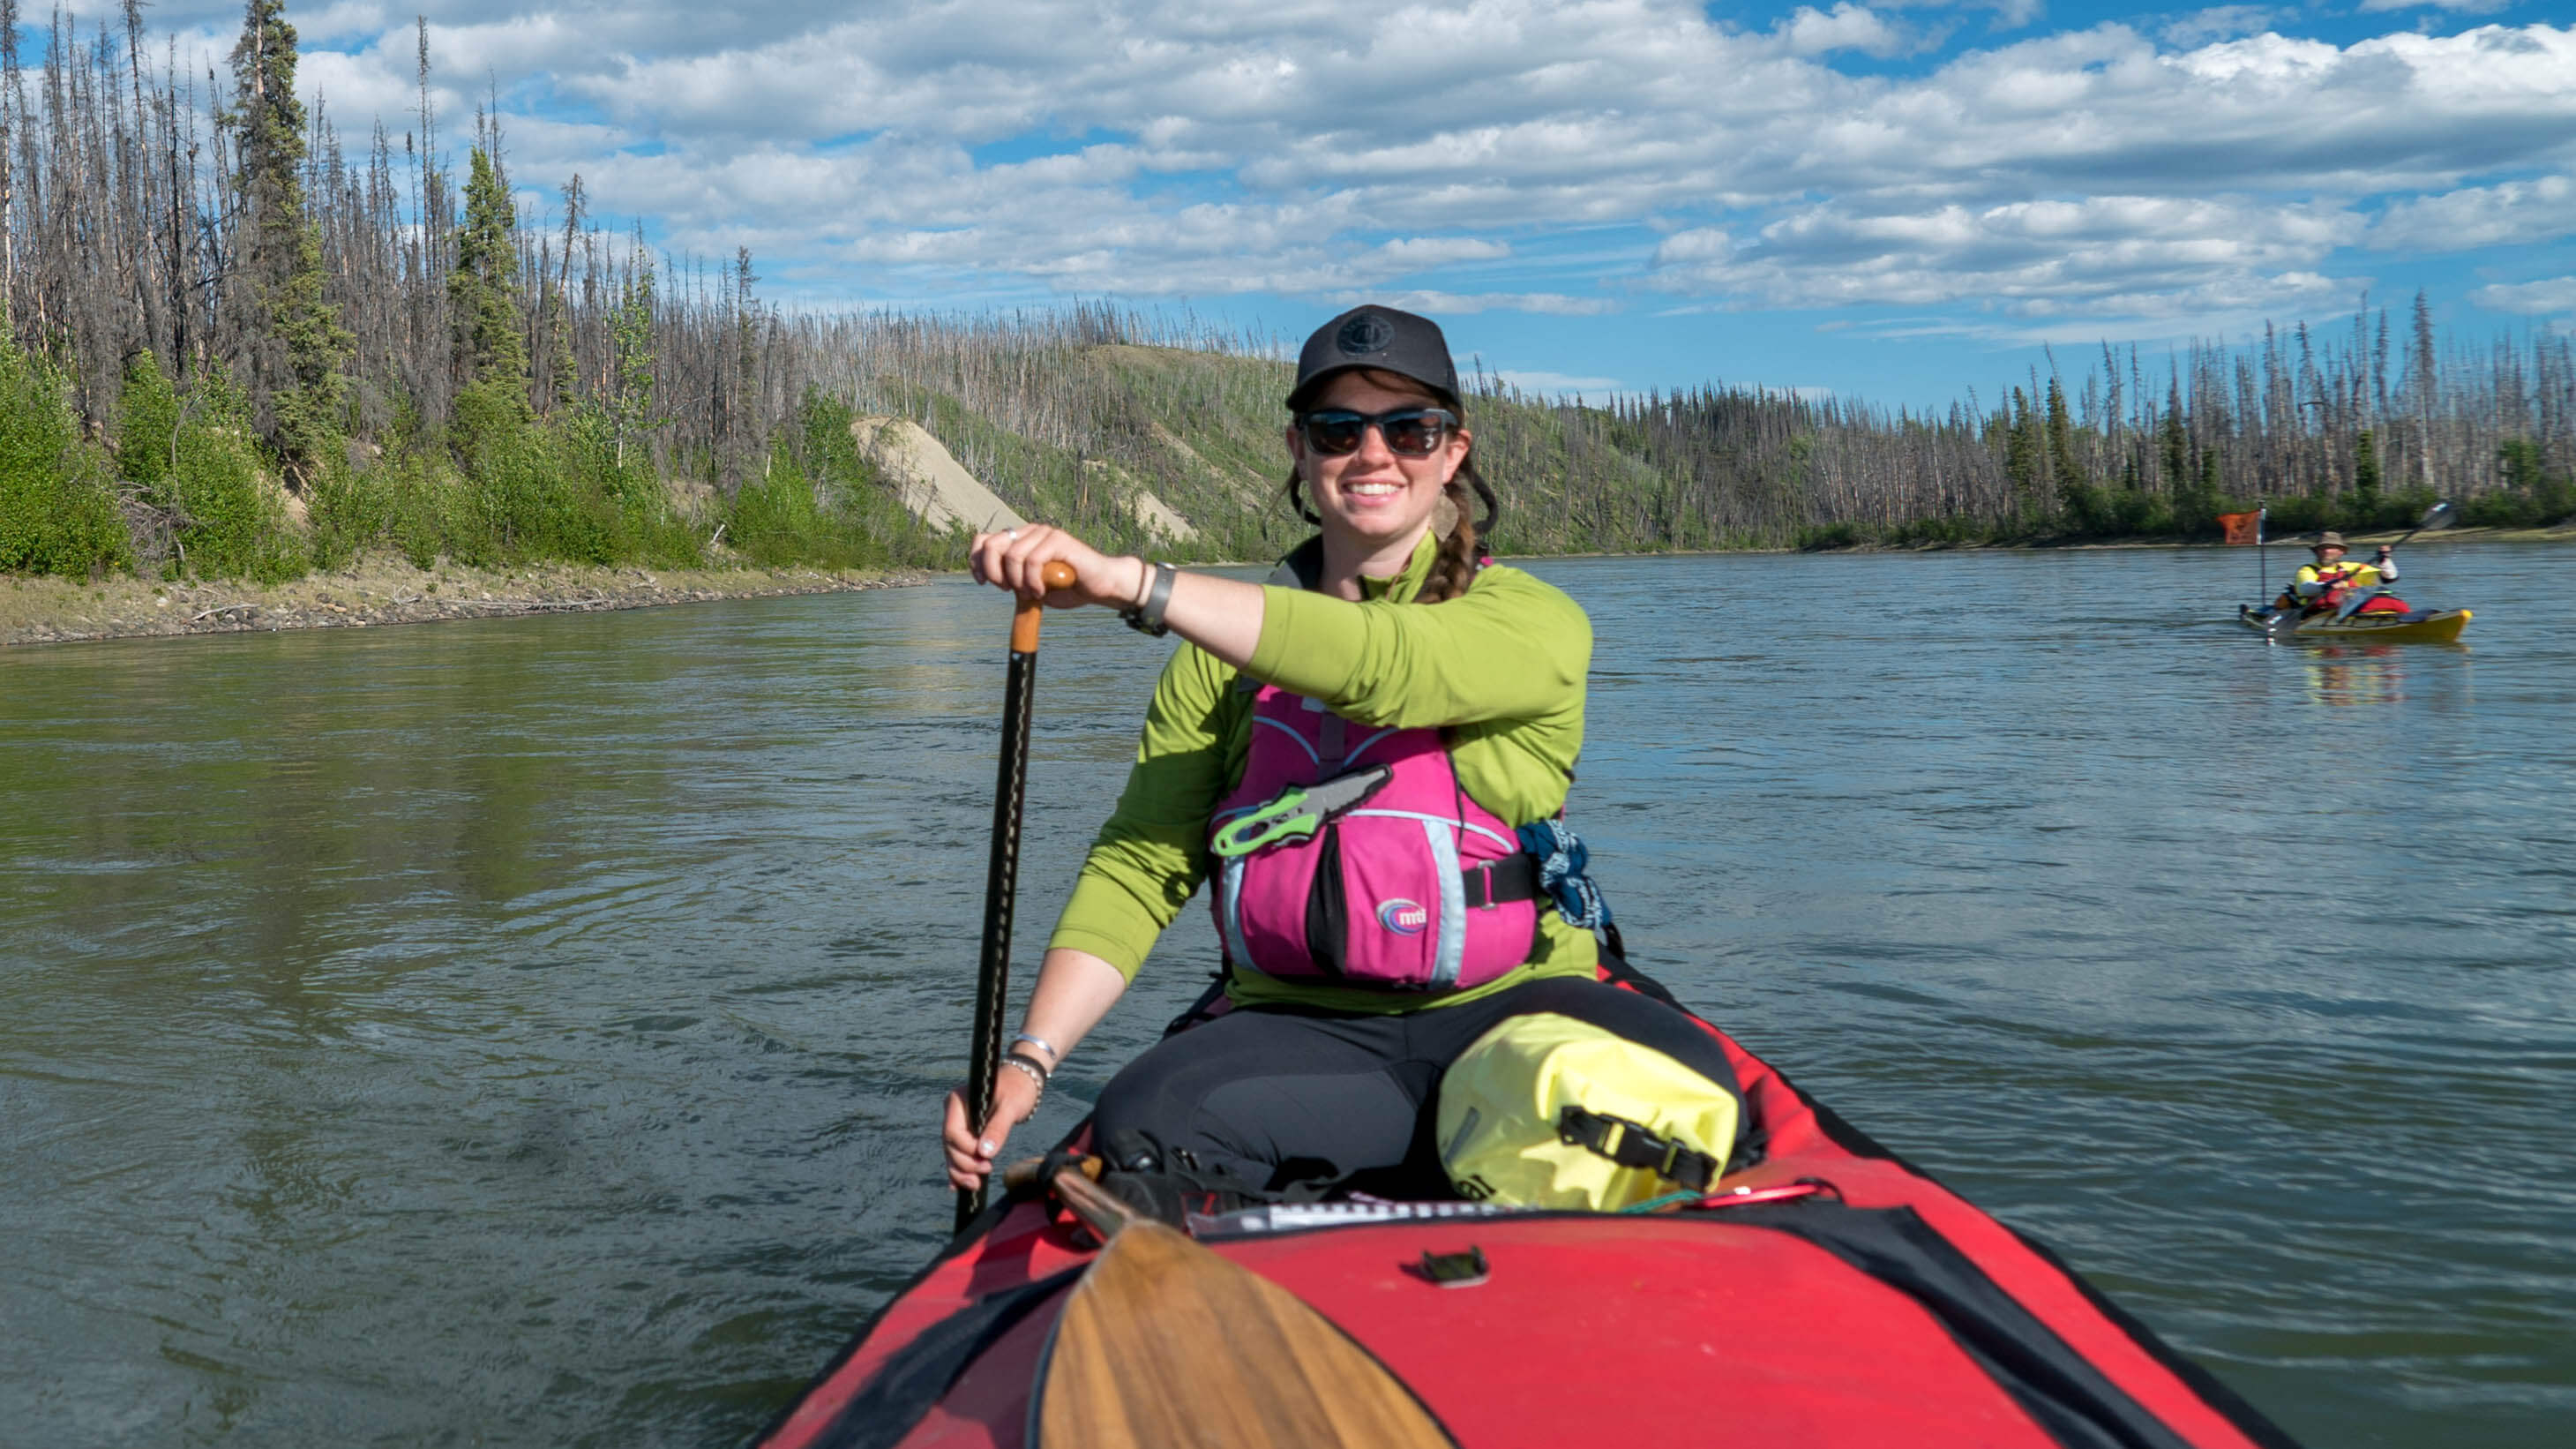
<box><xmin>117</xmin><ymin>0</ymin><xmax>2576</xmax><ymax>409</ymax></box>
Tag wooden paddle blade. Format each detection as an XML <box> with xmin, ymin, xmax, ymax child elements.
<box><xmin>1034</xmin><ymin>1221</ymin><xmax>1455</xmax><ymax>1449</ymax></box>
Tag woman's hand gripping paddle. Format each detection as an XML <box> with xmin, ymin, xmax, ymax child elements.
<box><xmin>957</xmin><ymin>560</ymin><xmax>1080</xmax><ymax>1232</ymax></box>
<box><xmin>1030</xmin><ymin>1160</ymin><xmax>1457</xmax><ymax>1449</ymax></box>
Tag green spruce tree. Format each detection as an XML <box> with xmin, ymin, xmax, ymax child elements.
<box><xmin>227</xmin><ymin>0</ymin><xmax>348</xmax><ymax>485</ymax></box>
<box><xmin>543</xmin><ymin>282</ymin><xmax>577</xmax><ymax>416</ymax></box>
<box><xmin>2159</xmin><ymin>379</ymin><xmax>2189</xmax><ymax>492</ymax></box>
<box><xmin>450</xmin><ymin>144</ymin><xmax>530</xmax><ymax>423</ymax></box>
<box><xmin>2044</xmin><ymin>377</ymin><xmax>2090</xmax><ymax>524</ymax></box>
<box><xmin>2003</xmin><ymin>387</ymin><xmax>2038</xmax><ymax>509</ymax></box>
<box><xmin>537</xmin><ymin>176</ymin><xmax>584</xmax><ymax>417</ymax></box>
<box><xmin>606</xmin><ymin>255</ymin><xmax>656</xmax><ymax>468</ymax></box>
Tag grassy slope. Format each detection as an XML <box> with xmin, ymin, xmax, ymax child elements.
<box><xmin>888</xmin><ymin>342</ymin><xmax>2575</xmax><ymax>560</ymax></box>
<box><xmin>901</xmin><ymin>342</ymin><xmax>1757</xmax><ymax>562</ymax></box>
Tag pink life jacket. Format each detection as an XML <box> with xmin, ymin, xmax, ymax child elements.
<box><xmin>1209</xmin><ymin>684</ymin><xmax>1539</xmax><ymax>990</ymax></box>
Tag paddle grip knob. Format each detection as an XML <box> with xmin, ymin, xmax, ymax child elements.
<box><xmin>1010</xmin><ymin>561</ymin><xmax>1082</xmax><ymax>653</ymax></box>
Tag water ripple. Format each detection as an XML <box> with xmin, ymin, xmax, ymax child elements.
<box><xmin>4</xmin><ymin>557</ymin><xmax>2572</xmax><ymax>1445</ymax></box>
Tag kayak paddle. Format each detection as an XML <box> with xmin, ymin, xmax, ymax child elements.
<box><xmin>958</xmin><ymin>559</ymin><xmax>1079</xmax><ymax>1232</ymax></box>
<box><xmin>2328</xmin><ymin>502</ymin><xmax>2454</xmax><ymax>619</ymax></box>
<box><xmin>2388</xmin><ymin>499</ymin><xmax>2455</xmax><ymax>550</ymax></box>
<box><xmin>1032</xmin><ymin>1160</ymin><xmax>1457</xmax><ymax>1448</ymax></box>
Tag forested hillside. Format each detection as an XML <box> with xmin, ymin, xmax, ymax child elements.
<box><xmin>1</xmin><ymin>2</ymin><xmax>2569</xmax><ymax>587</ymax></box>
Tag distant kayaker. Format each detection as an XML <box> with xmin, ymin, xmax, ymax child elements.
<box><xmin>2287</xmin><ymin>531</ymin><xmax>2397</xmax><ymax>615</ymax></box>
<box><xmin>940</xmin><ymin>304</ymin><xmax>1739</xmax><ymax>1213</ymax></box>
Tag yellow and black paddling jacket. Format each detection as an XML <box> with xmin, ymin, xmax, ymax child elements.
<box><xmin>2293</xmin><ymin>557</ymin><xmax>2396</xmax><ymax>599</ymax></box>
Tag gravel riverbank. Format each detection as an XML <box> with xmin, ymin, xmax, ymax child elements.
<box><xmin>2</xmin><ymin>558</ymin><xmax>923</xmax><ymax>648</ymax></box>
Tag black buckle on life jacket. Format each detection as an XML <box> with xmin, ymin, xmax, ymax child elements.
<box><xmin>1461</xmin><ymin>853</ymin><xmax>1540</xmax><ymax>910</ymax></box>
<box><xmin>1556</xmin><ymin>1106</ymin><xmax>1719</xmax><ymax>1193</ymax></box>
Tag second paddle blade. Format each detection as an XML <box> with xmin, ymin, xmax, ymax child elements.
<box><xmin>1033</xmin><ymin>1220</ymin><xmax>1455</xmax><ymax>1449</ymax></box>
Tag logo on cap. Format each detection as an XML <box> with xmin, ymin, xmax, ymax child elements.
<box><xmin>1336</xmin><ymin>312</ymin><xmax>1393</xmax><ymax>357</ymax></box>
<box><xmin>1377</xmin><ymin>898</ymin><xmax>1428</xmax><ymax>935</ymax></box>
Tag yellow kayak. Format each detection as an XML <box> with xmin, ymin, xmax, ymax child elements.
<box><xmin>2239</xmin><ymin>604</ymin><xmax>2471</xmax><ymax>643</ymax></box>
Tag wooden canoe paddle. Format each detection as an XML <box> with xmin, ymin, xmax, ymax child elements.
<box><xmin>958</xmin><ymin>569</ymin><xmax>1450</xmax><ymax>1445</ymax></box>
<box><xmin>1030</xmin><ymin>1160</ymin><xmax>1457</xmax><ymax>1448</ymax></box>
<box><xmin>957</xmin><ymin>559</ymin><xmax>1080</xmax><ymax>1231</ymax></box>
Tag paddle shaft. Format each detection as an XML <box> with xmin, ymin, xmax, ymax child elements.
<box><xmin>2261</xmin><ymin>502</ymin><xmax>2449</xmax><ymax>620</ymax></box>
<box><xmin>1049</xmin><ymin>1159</ymin><xmax>1138</xmax><ymax>1242</ymax></box>
<box><xmin>958</xmin><ymin>561</ymin><xmax>1078</xmax><ymax>1231</ymax></box>
<box><xmin>2386</xmin><ymin>528</ymin><xmax>2422</xmax><ymax>550</ymax></box>
<box><xmin>2337</xmin><ymin>501</ymin><xmax>2452</xmax><ymax>560</ymax></box>
<box><xmin>2321</xmin><ymin>503</ymin><xmax>2452</xmax><ymax>617</ymax></box>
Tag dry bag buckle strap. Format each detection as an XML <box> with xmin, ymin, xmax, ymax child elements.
<box><xmin>1556</xmin><ymin>1106</ymin><xmax>1719</xmax><ymax>1193</ymax></box>
<box><xmin>1209</xmin><ymin>764</ymin><xmax>1392</xmax><ymax>859</ymax></box>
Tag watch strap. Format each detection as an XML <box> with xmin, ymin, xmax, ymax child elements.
<box><xmin>1122</xmin><ymin>561</ymin><xmax>1177</xmax><ymax>637</ymax></box>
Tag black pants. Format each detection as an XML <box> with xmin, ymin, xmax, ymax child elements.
<box><xmin>1090</xmin><ymin>976</ymin><xmax>1741</xmax><ymax>1197</ymax></box>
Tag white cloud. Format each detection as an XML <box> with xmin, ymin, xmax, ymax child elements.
<box><xmin>1776</xmin><ymin>4</ymin><xmax>1914</xmax><ymax>59</ymax></box>
<box><xmin>1373</xmin><ymin>238</ymin><xmax>1515</xmax><ymax>267</ymax></box>
<box><xmin>1874</xmin><ymin>0</ymin><xmax>2048</xmax><ymax>29</ymax></box>
<box><xmin>2159</xmin><ymin>7</ymin><xmax>2288</xmax><ymax>47</ymax></box>
<box><xmin>150</xmin><ymin>2</ymin><xmax>2576</xmax><ymax>334</ymax></box>
<box><xmin>2470</xmin><ymin>276</ymin><xmax>2576</xmax><ymax>315</ymax></box>
<box><xmin>2358</xmin><ymin>0</ymin><xmax>2509</xmax><ymax>12</ymax></box>
<box><xmin>2367</xmin><ymin>175</ymin><xmax>2576</xmax><ymax>251</ymax></box>
<box><xmin>1491</xmin><ymin>370</ymin><xmax>1630</xmax><ymax>396</ymax></box>
<box><xmin>1652</xmin><ymin>194</ymin><xmax>2355</xmax><ymax>319</ymax></box>
<box><xmin>1338</xmin><ymin>290</ymin><xmax>1617</xmax><ymax>316</ymax></box>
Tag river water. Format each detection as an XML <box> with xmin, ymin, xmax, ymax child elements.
<box><xmin>4</xmin><ymin>544</ymin><xmax>2570</xmax><ymax>1447</ymax></box>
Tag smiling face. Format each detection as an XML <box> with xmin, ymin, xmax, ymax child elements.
<box><xmin>1286</xmin><ymin>370</ymin><xmax>1472</xmax><ymax>570</ymax></box>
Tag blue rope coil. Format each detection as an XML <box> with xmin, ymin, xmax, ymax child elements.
<box><xmin>1516</xmin><ymin>819</ymin><xmax>1612</xmax><ymax>932</ymax></box>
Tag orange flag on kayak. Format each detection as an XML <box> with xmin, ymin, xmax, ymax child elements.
<box><xmin>2217</xmin><ymin>510</ymin><xmax>2263</xmax><ymax>545</ymax></box>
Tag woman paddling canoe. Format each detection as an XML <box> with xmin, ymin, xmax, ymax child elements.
<box><xmin>768</xmin><ymin>309</ymin><xmax>2303</xmax><ymax>1449</ymax></box>
<box><xmin>942</xmin><ymin>304</ymin><xmax>1741</xmax><ymax>1211</ymax></box>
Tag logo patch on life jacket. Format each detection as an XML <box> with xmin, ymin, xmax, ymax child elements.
<box><xmin>1378</xmin><ymin>898</ymin><xmax>1428</xmax><ymax>935</ymax></box>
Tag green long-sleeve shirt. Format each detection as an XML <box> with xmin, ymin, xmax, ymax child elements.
<box><xmin>1046</xmin><ymin>536</ymin><xmax>1599</xmax><ymax>1012</ymax></box>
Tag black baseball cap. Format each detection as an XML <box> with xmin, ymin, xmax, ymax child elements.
<box><xmin>1286</xmin><ymin>305</ymin><xmax>1462</xmax><ymax>413</ymax></box>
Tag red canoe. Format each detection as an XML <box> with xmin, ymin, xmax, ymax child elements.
<box><xmin>754</xmin><ymin>972</ymin><xmax>2300</xmax><ymax>1449</ymax></box>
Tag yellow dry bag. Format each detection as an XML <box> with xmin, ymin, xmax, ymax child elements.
<box><xmin>1436</xmin><ymin>1012</ymin><xmax>1741</xmax><ymax>1211</ymax></box>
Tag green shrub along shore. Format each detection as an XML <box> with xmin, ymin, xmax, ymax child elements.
<box><xmin>1789</xmin><ymin>436</ymin><xmax>2574</xmax><ymax>552</ymax></box>
<box><xmin>5</xmin><ymin>315</ymin><xmax>2570</xmax><ymax>612</ymax></box>
<box><xmin>1791</xmin><ymin>466</ymin><xmax>2576</xmax><ymax>552</ymax></box>
<box><xmin>0</xmin><ymin>335</ymin><xmax>962</xmax><ymax>590</ymax></box>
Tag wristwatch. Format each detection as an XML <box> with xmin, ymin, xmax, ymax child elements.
<box><xmin>1122</xmin><ymin>560</ymin><xmax>1177</xmax><ymax>637</ymax></box>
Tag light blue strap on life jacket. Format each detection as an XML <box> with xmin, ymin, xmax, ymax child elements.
<box><xmin>1515</xmin><ymin>819</ymin><xmax>1610</xmax><ymax>931</ymax></box>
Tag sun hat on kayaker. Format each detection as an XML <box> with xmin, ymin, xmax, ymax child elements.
<box><xmin>1286</xmin><ymin>304</ymin><xmax>1463</xmax><ymax>412</ymax></box>
<box><xmin>2313</xmin><ymin>531</ymin><xmax>2346</xmax><ymax>550</ymax></box>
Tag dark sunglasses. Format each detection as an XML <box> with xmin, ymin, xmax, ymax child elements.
<box><xmin>1294</xmin><ymin>407</ymin><xmax>1460</xmax><ymax>458</ymax></box>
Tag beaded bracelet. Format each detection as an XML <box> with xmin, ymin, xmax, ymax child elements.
<box><xmin>1000</xmin><ymin>1049</ymin><xmax>1051</xmax><ymax>1107</ymax></box>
